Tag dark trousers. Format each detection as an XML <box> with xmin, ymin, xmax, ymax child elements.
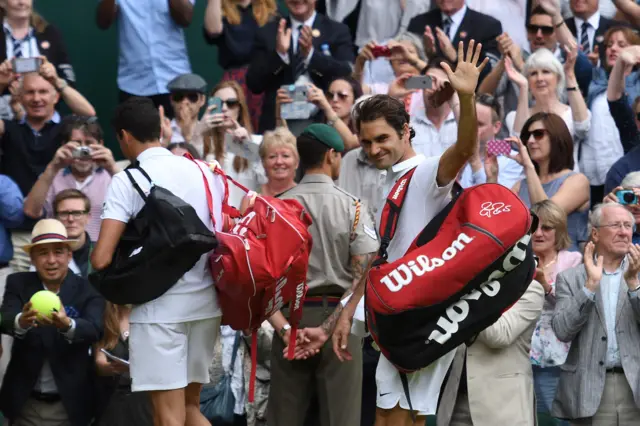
<box><xmin>268</xmin><ymin>304</ymin><xmax>362</xmax><ymax>426</ymax></box>
<box><xmin>118</xmin><ymin>90</ymin><xmax>174</xmax><ymax>119</ymax></box>
<box><xmin>361</xmin><ymin>337</ymin><xmax>379</xmax><ymax>426</ymax></box>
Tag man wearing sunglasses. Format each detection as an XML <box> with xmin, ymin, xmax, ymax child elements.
<box><xmin>166</xmin><ymin>73</ymin><xmax>209</xmax><ymax>151</ymax></box>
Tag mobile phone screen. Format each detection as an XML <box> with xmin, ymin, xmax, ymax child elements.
<box><xmin>13</xmin><ymin>57</ymin><xmax>41</xmax><ymax>74</ymax></box>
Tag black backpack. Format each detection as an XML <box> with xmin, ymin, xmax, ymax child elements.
<box><xmin>89</xmin><ymin>164</ymin><xmax>218</xmax><ymax>305</ymax></box>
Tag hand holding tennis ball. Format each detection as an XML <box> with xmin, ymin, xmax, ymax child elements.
<box><xmin>30</xmin><ymin>290</ymin><xmax>61</xmax><ymax>320</ymax></box>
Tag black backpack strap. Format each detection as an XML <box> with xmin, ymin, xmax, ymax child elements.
<box><xmin>399</xmin><ymin>373</ymin><xmax>417</xmax><ymax>423</ymax></box>
<box><xmin>124</xmin><ymin>163</ymin><xmax>152</xmax><ymax>202</ymax></box>
<box><xmin>376</xmin><ymin>167</ymin><xmax>418</xmax><ymax>263</ymax></box>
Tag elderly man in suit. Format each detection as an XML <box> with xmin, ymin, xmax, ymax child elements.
<box><xmin>552</xmin><ymin>203</ymin><xmax>640</xmax><ymax>425</ymax></box>
<box><xmin>406</xmin><ymin>0</ymin><xmax>502</xmax><ymax>82</ymax></box>
<box><xmin>436</xmin><ymin>278</ymin><xmax>544</xmax><ymax>426</ymax></box>
<box><xmin>0</xmin><ymin>218</ymin><xmax>105</xmax><ymax>426</ymax></box>
<box><xmin>246</xmin><ymin>0</ymin><xmax>355</xmax><ymax>133</ymax></box>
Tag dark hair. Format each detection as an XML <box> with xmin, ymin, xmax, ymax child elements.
<box><xmin>530</xmin><ymin>5</ymin><xmax>552</xmax><ymax>19</ymax></box>
<box><xmin>521</xmin><ymin>112</ymin><xmax>574</xmax><ymax>174</ymax></box>
<box><xmin>425</xmin><ymin>56</ymin><xmax>454</xmax><ymax>74</ymax></box>
<box><xmin>328</xmin><ymin>75</ymin><xmax>364</xmax><ymax>102</ymax></box>
<box><xmin>59</xmin><ymin>115</ymin><xmax>104</xmax><ymax>144</ymax></box>
<box><xmin>476</xmin><ymin>93</ymin><xmax>502</xmax><ymax>123</ymax></box>
<box><xmin>167</xmin><ymin>142</ymin><xmax>201</xmax><ymax>159</ymax></box>
<box><xmin>353</xmin><ymin>95</ymin><xmax>415</xmax><ymax>139</ymax></box>
<box><xmin>296</xmin><ymin>134</ymin><xmax>331</xmax><ymax>170</ymax></box>
<box><xmin>111</xmin><ymin>97</ymin><xmax>161</xmax><ymax>143</ymax></box>
<box><xmin>53</xmin><ymin>189</ymin><xmax>91</xmax><ymax>214</ymax></box>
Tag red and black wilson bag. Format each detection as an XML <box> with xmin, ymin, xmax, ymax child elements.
<box><xmin>365</xmin><ymin>167</ymin><xmax>537</xmax><ymax>401</ymax></box>
<box><xmin>194</xmin><ymin>160</ymin><xmax>313</xmax><ymax>401</ymax></box>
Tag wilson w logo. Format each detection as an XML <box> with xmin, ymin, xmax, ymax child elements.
<box><xmin>380</xmin><ymin>233</ymin><xmax>475</xmax><ymax>292</ymax></box>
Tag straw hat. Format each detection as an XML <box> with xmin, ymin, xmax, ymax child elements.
<box><xmin>22</xmin><ymin>219</ymin><xmax>78</xmax><ymax>253</ymax></box>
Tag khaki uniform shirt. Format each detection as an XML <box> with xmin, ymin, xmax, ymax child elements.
<box><xmin>337</xmin><ymin>147</ymin><xmax>386</xmax><ymax>219</ymax></box>
<box><xmin>279</xmin><ymin>173</ymin><xmax>379</xmax><ymax>292</ymax></box>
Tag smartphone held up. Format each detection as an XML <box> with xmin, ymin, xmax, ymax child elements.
<box><xmin>486</xmin><ymin>140</ymin><xmax>512</xmax><ymax>157</ymax></box>
<box><xmin>12</xmin><ymin>57</ymin><xmax>42</xmax><ymax>74</ymax></box>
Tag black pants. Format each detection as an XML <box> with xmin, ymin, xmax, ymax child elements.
<box><xmin>361</xmin><ymin>337</ymin><xmax>379</xmax><ymax>426</ymax></box>
<box><xmin>118</xmin><ymin>90</ymin><xmax>174</xmax><ymax>119</ymax></box>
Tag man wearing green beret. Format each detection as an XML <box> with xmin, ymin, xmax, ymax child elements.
<box><xmin>267</xmin><ymin>123</ymin><xmax>380</xmax><ymax>425</ymax></box>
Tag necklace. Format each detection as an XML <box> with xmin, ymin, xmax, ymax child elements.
<box><xmin>543</xmin><ymin>253</ymin><xmax>558</xmax><ymax>269</ymax></box>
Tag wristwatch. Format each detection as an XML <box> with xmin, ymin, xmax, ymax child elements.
<box><xmin>55</xmin><ymin>80</ymin><xmax>68</xmax><ymax>93</ymax></box>
<box><xmin>279</xmin><ymin>324</ymin><xmax>291</xmax><ymax>337</ymax></box>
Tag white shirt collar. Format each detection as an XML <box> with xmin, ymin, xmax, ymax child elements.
<box><xmin>442</xmin><ymin>4</ymin><xmax>467</xmax><ymax>25</ymax></box>
<box><xmin>291</xmin><ymin>11</ymin><xmax>317</xmax><ymax>30</ymax></box>
<box><xmin>574</xmin><ymin>11</ymin><xmax>600</xmax><ymax>30</ymax></box>
<box><xmin>412</xmin><ymin>107</ymin><xmax>456</xmax><ymax>127</ymax></box>
<box><xmin>136</xmin><ymin>146</ymin><xmax>173</xmax><ymax>162</ymax></box>
<box><xmin>391</xmin><ymin>154</ymin><xmax>425</xmax><ymax>174</ymax></box>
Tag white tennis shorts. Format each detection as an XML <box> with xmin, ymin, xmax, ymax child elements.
<box><xmin>129</xmin><ymin>317</ymin><xmax>221</xmax><ymax>392</ymax></box>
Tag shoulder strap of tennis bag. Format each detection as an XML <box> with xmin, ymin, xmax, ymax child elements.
<box><xmin>365</xmin><ymin>175</ymin><xmax>538</xmax><ymax>416</ymax></box>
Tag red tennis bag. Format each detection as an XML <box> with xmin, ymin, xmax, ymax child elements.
<box><xmin>365</xmin><ymin>167</ymin><xmax>537</xmax><ymax>387</ymax></box>
<box><xmin>197</xmin><ymin>160</ymin><xmax>313</xmax><ymax>400</ymax></box>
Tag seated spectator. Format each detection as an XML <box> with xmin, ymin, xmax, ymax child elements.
<box><xmin>462</xmin><ymin>93</ymin><xmax>523</xmax><ymax>189</ymax></box>
<box><xmin>23</xmin><ymin>116</ymin><xmax>114</xmax><ymax>241</ymax></box>
<box><xmin>529</xmin><ymin>200</ymin><xmax>583</xmax><ymax>424</ymax></box>
<box><xmin>96</xmin><ymin>0</ymin><xmax>196</xmax><ymax>118</ymax></box>
<box><xmin>246</xmin><ymin>0</ymin><xmax>355</xmax><ymax>132</ymax></box>
<box><xmin>94</xmin><ymin>302</ymin><xmax>153</xmax><ymax>426</ymax></box>
<box><xmin>479</xmin><ymin>3</ymin><xmax>591</xmax><ymax>117</ymax></box>
<box><xmin>510</xmin><ymin>112</ymin><xmax>590</xmax><ymax>252</ymax></box>
<box><xmin>605</xmin><ymin>92</ymin><xmax>640</xmax><ymax>195</ymax></box>
<box><xmin>258</xmin><ymin>127</ymin><xmax>298</xmax><ymax>197</ymax></box>
<box><xmin>0</xmin><ymin>0</ymin><xmax>75</xmax><ymax>85</ymax></box>
<box><xmin>301</xmin><ymin>76</ymin><xmax>363</xmax><ymax>151</ymax></box>
<box><xmin>204</xmin><ymin>80</ymin><xmax>266</xmax><ymax>207</ymax></box>
<box><xmin>504</xmin><ymin>47</ymin><xmax>591</xmax><ymax>168</ymax></box>
<box><xmin>207</xmin><ymin>323</ymin><xmax>274</xmax><ymax>426</ymax></box>
<box><xmin>167</xmin><ymin>141</ymin><xmax>201</xmax><ymax>159</ymax></box>
<box><xmin>604</xmin><ymin>171</ymin><xmax>640</xmax><ymax>244</ymax></box>
<box><xmin>551</xmin><ymin>203</ymin><xmax>640</xmax><ymax>423</ymax></box>
<box><xmin>165</xmin><ymin>73</ymin><xmax>209</xmax><ymax>155</ymax></box>
<box><xmin>0</xmin><ymin>218</ymin><xmax>105</xmax><ymax>426</ymax></box>
<box><xmin>584</xmin><ymin>27</ymin><xmax>640</xmax><ymax>204</ymax></box>
<box><xmin>203</xmin><ymin>0</ymin><xmax>278</xmax><ymax>130</ymax></box>
<box><xmin>0</xmin><ymin>173</ymin><xmax>23</xmax><ymax>386</ymax></box>
<box><xmin>0</xmin><ymin>63</ymin><xmax>95</xmax><ymax>272</ymax></box>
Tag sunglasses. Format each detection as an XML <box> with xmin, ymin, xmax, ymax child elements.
<box><xmin>327</xmin><ymin>90</ymin><xmax>350</xmax><ymax>101</ymax></box>
<box><xmin>527</xmin><ymin>24</ymin><xmax>554</xmax><ymax>36</ymax></box>
<box><xmin>529</xmin><ymin>129</ymin><xmax>548</xmax><ymax>140</ymax></box>
<box><xmin>220</xmin><ymin>98</ymin><xmax>240</xmax><ymax>108</ymax></box>
<box><xmin>171</xmin><ymin>92</ymin><xmax>200</xmax><ymax>103</ymax></box>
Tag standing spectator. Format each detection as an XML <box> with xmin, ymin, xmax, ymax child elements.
<box><xmin>552</xmin><ymin>203</ymin><xmax>640</xmax><ymax>423</ymax></box>
<box><xmin>0</xmin><ymin>61</ymin><xmax>95</xmax><ymax>272</ymax></box>
<box><xmin>165</xmin><ymin>73</ymin><xmax>209</xmax><ymax>155</ymax></box>
<box><xmin>0</xmin><ymin>173</ymin><xmax>23</xmax><ymax>387</ymax></box>
<box><xmin>246</xmin><ymin>0</ymin><xmax>355</xmax><ymax>132</ymax></box>
<box><xmin>0</xmin><ymin>0</ymin><xmax>75</xmax><ymax>85</ymax></box>
<box><xmin>407</xmin><ymin>0</ymin><xmax>502</xmax><ymax>81</ymax></box>
<box><xmin>258</xmin><ymin>127</ymin><xmax>299</xmax><ymax>197</ymax></box>
<box><xmin>94</xmin><ymin>303</ymin><xmax>153</xmax><ymax>426</ymax></box>
<box><xmin>0</xmin><ymin>218</ymin><xmax>105</xmax><ymax>426</ymax></box>
<box><xmin>511</xmin><ymin>112</ymin><xmax>590</xmax><ymax>252</ymax></box>
<box><xmin>92</xmin><ymin>97</ymin><xmax>226</xmax><ymax>426</ymax></box>
<box><xmin>22</xmin><ymin>116</ymin><xmax>115</xmax><ymax>241</ymax></box>
<box><xmin>529</xmin><ymin>200</ymin><xmax>583</xmax><ymax>425</ymax></box>
<box><xmin>204</xmin><ymin>80</ymin><xmax>266</xmax><ymax>207</ymax></box>
<box><xmin>95</xmin><ymin>0</ymin><xmax>196</xmax><ymax>118</ymax></box>
<box><xmin>204</xmin><ymin>0</ymin><xmax>278</xmax><ymax>130</ymax></box>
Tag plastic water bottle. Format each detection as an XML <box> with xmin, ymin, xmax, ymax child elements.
<box><xmin>321</xmin><ymin>44</ymin><xmax>331</xmax><ymax>56</ymax></box>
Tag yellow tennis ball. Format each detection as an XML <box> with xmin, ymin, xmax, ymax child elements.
<box><xmin>30</xmin><ymin>290</ymin><xmax>61</xmax><ymax>320</ymax></box>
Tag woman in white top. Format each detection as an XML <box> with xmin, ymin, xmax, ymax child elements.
<box><xmin>504</xmin><ymin>46</ymin><xmax>590</xmax><ymax>167</ymax></box>
<box><xmin>203</xmin><ymin>80</ymin><xmax>266</xmax><ymax>208</ymax></box>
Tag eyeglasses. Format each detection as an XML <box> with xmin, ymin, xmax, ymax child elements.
<box><xmin>56</xmin><ymin>210</ymin><xmax>88</xmax><ymax>220</ymax></box>
<box><xmin>220</xmin><ymin>98</ymin><xmax>240</xmax><ymax>108</ymax></box>
<box><xmin>529</xmin><ymin>129</ymin><xmax>548</xmax><ymax>140</ymax></box>
<box><xmin>171</xmin><ymin>92</ymin><xmax>200</xmax><ymax>103</ymax></box>
<box><xmin>597</xmin><ymin>222</ymin><xmax>637</xmax><ymax>232</ymax></box>
<box><xmin>327</xmin><ymin>90</ymin><xmax>350</xmax><ymax>101</ymax></box>
<box><xmin>526</xmin><ymin>24</ymin><xmax>554</xmax><ymax>36</ymax></box>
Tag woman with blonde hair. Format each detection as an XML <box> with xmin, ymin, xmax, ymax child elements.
<box><xmin>258</xmin><ymin>127</ymin><xmax>299</xmax><ymax>197</ymax></box>
<box><xmin>529</xmin><ymin>200</ymin><xmax>582</xmax><ymax>425</ymax></box>
<box><xmin>94</xmin><ymin>303</ymin><xmax>153</xmax><ymax>425</ymax></box>
<box><xmin>204</xmin><ymin>0</ymin><xmax>278</xmax><ymax>129</ymax></box>
<box><xmin>203</xmin><ymin>79</ymin><xmax>266</xmax><ymax>207</ymax></box>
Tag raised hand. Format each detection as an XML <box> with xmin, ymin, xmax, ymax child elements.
<box><xmin>484</xmin><ymin>153</ymin><xmax>499</xmax><ymax>184</ymax></box>
<box><xmin>440</xmin><ymin>40</ymin><xmax>489</xmax><ymax>96</ymax></box>
<box><xmin>18</xmin><ymin>301</ymin><xmax>38</xmax><ymax>330</ymax></box>
<box><xmin>584</xmin><ymin>241</ymin><xmax>603</xmax><ymax>291</ymax></box>
<box><xmin>276</xmin><ymin>19</ymin><xmax>292</xmax><ymax>55</ymax></box>
<box><xmin>507</xmin><ymin>136</ymin><xmax>535</xmax><ymax>170</ymax></box>
<box><xmin>434</xmin><ymin>27</ymin><xmax>457</xmax><ymax>62</ymax></box>
<box><xmin>536</xmin><ymin>0</ymin><xmax>561</xmax><ymax>19</ymax></box>
<box><xmin>299</xmin><ymin>25</ymin><xmax>314</xmax><ymax>59</ymax></box>
<box><xmin>159</xmin><ymin>105</ymin><xmax>173</xmax><ymax>144</ymax></box>
<box><xmin>624</xmin><ymin>243</ymin><xmax>640</xmax><ymax>285</ymax></box>
<box><xmin>504</xmin><ymin>55</ymin><xmax>528</xmax><ymax>88</ymax></box>
<box><xmin>423</xmin><ymin>25</ymin><xmax>436</xmax><ymax>57</ymax></box>
<box><xmin>306</xmin><ymin>83</ymin><xmax>330</xmax><ymax>110</ymax></box>
<box><xmin>563</xmin><ymin>42</ymin><xmax>578</xmax><ymax>78</ymax></box>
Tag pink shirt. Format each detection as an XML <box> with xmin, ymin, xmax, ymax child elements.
<box><xmin>44</xmin><ymin>168</ymin><xmax>112</xmax><ymax>241</ymax></box>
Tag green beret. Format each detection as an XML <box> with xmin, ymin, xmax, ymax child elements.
<box><xmin>300</xmin><ymin>123</ymin><xmax>345</xmax><ymax>153</ymax></box>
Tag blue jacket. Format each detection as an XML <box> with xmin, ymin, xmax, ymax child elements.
<box><xmin>587</xmin><ymin>67</ymin><xmax>640</xmax><ymax>108</ymax></box>
<box><xmin>0</xmin><ymin>175</ymin><xmax>24</xmax><ymax>263</ymax></box>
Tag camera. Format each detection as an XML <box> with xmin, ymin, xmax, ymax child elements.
<box><xmin>12</xmin><ymin>57</ymin><xmax>42</xmax><ymax>74</ymax></box>
<box><xmin>72</xmin><ymin>146</ymin><xmax>92</xmax><ymax>160</ymax></box>
<box><xmin>616</xmin><ymin>189</ymin><xmax>638</xmax><ymax>205</ymax></box>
